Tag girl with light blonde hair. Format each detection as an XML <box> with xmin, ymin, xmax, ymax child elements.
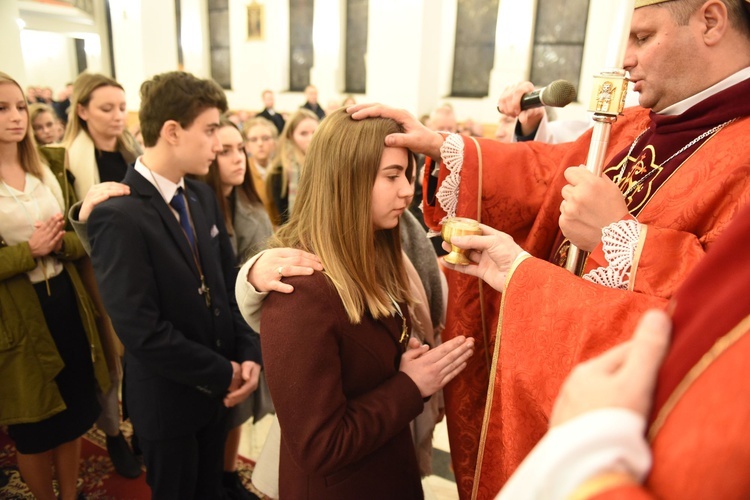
<box><xmin>0</xmin><ymin>71</ymin><xmax>110</xmax><ymax>500</ymax></box>
<box><xmin>265</xmin><ymin>108</ymin><xmax>318</xmax><ymax>225</ymax></box>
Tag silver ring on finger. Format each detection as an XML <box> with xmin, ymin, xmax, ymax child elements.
<box><xmin>276</xmin><ymin>266</ymin><xmax>284</xmax><ymax>277</ymax></box>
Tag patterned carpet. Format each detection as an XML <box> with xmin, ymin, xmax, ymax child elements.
<box><xmin>0</xmin><ymin>425</ymin><xmax>259</xmax><ymax>499</ymax></box>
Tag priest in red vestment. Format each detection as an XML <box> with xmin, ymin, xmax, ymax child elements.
<box><xmin>497</xmin><ymin>201</ymin><xmax>750</xmax><ymax>500</ymax></box>
<box><xmin>350</xmin><ymin>0</ymin><xmax>750</xmax><ymax>497</ymax></box>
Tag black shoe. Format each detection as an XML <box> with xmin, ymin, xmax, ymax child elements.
<box><xmin>222</xmin><ymin>471</ymin><xmax>260</xmax><ymax>500</ymax></box>
<box><xmin>106</xmin><ymin>432</ymin><xmax>142</xmax><ymax>479</ymax></box>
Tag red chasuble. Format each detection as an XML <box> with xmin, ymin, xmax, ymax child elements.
<box><xmin>585</xmin><ymin>202</ymin><xmax>750</xmax><ymax>499</ymax></box>
<box><xmin>423</xmin><ymin>79</ymin><xmax>750</xmax><ymax>499</ymax></box>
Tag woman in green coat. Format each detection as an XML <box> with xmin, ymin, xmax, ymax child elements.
<box><xmin>0</xmin><ymin>72</ymin><xmax>110</xmax><ymax>500</ymax></box>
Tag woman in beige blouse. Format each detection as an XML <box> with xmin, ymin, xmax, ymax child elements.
<box><xmin>0</xmin><ymin>73</ymin><xmax>110</xmax><ymax>500</ymax></box>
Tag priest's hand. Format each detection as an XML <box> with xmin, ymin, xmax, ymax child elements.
<box><xmin>440</xmin><ymin>224</ymin><xmax>524</xmax><ymax>293</ymax></box>
<box><xmin>224</xmin><ymin>361</ymin><xmax>261</xmax><ymax>408</ymax></box>
<box><xmin>78</xmin><ymin>182</ymin><xmax>131</xmax><ymax>222</ymax></box>
<box><xmin>559</xmin><ymin>166</ymin><xmax>629</xmax><ymax>251</ymax></box>
<box><xmin>550</xmin><ymin>309</ymin><xmax>671</xmax><ymax>427</ymax></box>
<box><xmin>348</xmin><ymin>103</ymin><xmax>445</xmax><ymax>160</ymax></box>
<box><xmin>496</xmin><ymin>81</ymin><xmax>546</xmax><ymax>137</ymax></box>
<box><xmin>247</xmin><ymin>248</ymin><xmax>323</xmax><ymax>293</ymax></box>
<box><xmin>399</xmin><ymin>335</ymin><xmax>475</xmax><ymax>398</ymax></box>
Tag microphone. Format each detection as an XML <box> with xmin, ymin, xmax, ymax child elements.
<box><xmin>520</xmin><ymin>80</ymin><xmax>577</xmax><ymax>110</ymax></box>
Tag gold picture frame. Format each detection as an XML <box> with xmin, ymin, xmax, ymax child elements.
<box><xmin>247</xmin><ymin>3</ymin><xmax>265</xmax><ymax>41</ymax></box>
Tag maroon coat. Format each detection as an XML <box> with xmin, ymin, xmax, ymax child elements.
<box><xmin>261</xmin><ymin>271</ymin><xmax>425</xmax><ymax>499</ymax></box>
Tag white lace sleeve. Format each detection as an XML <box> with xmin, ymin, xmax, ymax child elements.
<box><xmin>583</xmin><ymin>220</ymin><xmax>641</xmax><ymax>290</ymax></box>
<box><xmin>434</xmin><ymin>133</ymin><xmax>465</xmax><ymax>222</ymax></box>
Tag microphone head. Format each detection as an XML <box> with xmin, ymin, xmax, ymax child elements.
<box><xmin>541</xmin><ymin>80</ymin><xmax>577</xmax><ymax>107</ymax></box>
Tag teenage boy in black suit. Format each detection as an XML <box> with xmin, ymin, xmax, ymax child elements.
<box><xmin>86</xmin><ymin>71</ymin><xmax>262</xmax><ymax>499</ymax></box>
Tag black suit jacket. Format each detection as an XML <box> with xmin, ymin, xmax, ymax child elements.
<box><xmin>302</xmin><ymin>102</ymin><xmax>326</xmax><ymax>120</ymax></box>
<box><xmin>257</xmin><ymin>108</ymin><xmax>286</xmax><ymax>134</ymax></box>
<box><xmin>88</xmin><ymin>167</ymin><xmax>261</xmax><ymax>440</ymax></box>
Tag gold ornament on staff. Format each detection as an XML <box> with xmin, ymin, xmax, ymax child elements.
<box><xmin>564</xmin><ymin>0</ymin><xmax>635</xmax><ymax>275</ymax></box>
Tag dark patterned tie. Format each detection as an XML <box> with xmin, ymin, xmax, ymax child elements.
<box><xmin>169</xmin><ymin>187</ymin><xmax>196</xmax><ymax>251</ymax></box>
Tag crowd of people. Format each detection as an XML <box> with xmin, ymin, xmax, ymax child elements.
<box><xmin>2</xmin><ymin>0</ymin><xmax>750</xmax><ymax>499</ymax></box>
<box><xmin>1</xmin><ymin>66</ymin><xmax>469</xmax><ymax>499</ymax></box>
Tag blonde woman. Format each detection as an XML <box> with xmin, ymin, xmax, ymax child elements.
<box><xmin>0</xmin><ymin>72</ymin><xmax>110</xmax><ymax>500</ymax></box>
<box><xmin>29</xmin><ymin>103</ymin><xmax>59</xmax><ymax>146</ymax></box>
<box><xmin>265</xmin><ymin>108</ymin><xmax>318</xmax><ymax>226</ymax></box>
<box><xmin>258</xmin><ymin>109</ymin><xmax>474</xmax><ymax>498</ymax></box>
<box><xmin>41</xmin><ymin>72</ymin><xmax>142</xmax><ymax>479</ymax></box>
<box><xmin>242</xmin><ymin>116</ymin><xmax>278</xmax><ymax>208</ymax></box>
<box><xmin>59</xmin><ymin>73</ymin><xmax>139</xmax><ymax>196</ymax></box>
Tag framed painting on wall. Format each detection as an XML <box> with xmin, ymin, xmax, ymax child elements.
<box><xmin>247</xmin><ymin>3</ymin><xmax>265</xmax><ymax>41</ymax></box>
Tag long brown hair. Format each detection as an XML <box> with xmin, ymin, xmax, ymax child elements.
<box><xmin>0</xmin><ymin>72</ymin><xmax>44</xmax><ymax>179</ymax></box>
<box><xmin>64</xmin><ymin>72</ymin><xmax>139</xmax><ymax>158</ymax></box>
<box><xmin>198</xmin><ymin>117</ymin><xmax>262</xmax><ymax>236</ymax></box>
<box><xmin>271</xmin><ymin>109</ymin><xmax>413</xmax><ymax>323</ymax></box>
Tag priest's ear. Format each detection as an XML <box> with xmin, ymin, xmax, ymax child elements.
<box><xmin>698</xmin><ymin>0</ymin><xmax>729</xmax><ymax>46</ymax></box>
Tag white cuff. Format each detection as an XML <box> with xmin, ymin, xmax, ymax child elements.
<box><xmin>497</xmin><ymin>408</ymin><xmax>651</xmax><ymax>500</ymax></box>
<box><xmin>234</xmin><ymin>251</ymin><xmax>269</xmax><ymax>332</ymax></box>
<box><xmin>583</xmin><ymin>219</ymin><xmax>641</xmax><ymax>290</ymax></box>
<box><xmin>434</xmin><ymin>133</ymin><xmax>465</xmax><ymax>222</ymax></box>
<box><xmin>512</xmin><ymin>250</ymin><xmax>531</xmax><ymax>268</ymax></box>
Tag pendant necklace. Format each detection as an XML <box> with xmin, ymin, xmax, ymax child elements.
<box><xmin>615</xmin><ymin>118</ymin><xmax>737</xmax><ymax>200</ymax></box>
<box><xmin>388</xmin><ymin>293</ymin><xmax>410</xmax><ymax>351</ymax></box>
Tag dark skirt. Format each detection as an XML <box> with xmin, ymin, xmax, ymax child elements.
<box><xmin>7</xmin><ymin>271</ymin><xmax>101</xmax><ymax>454</ymax></box>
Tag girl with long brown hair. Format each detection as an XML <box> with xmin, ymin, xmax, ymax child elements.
<box><xmin>259</xmin><ymin>109</ymin><xmax>474</xmax><ymax>498</ymax></box>
<box><xmin>197</xmin><ymin>116</ymin><xmax>273</xmax><ymax>498</ymax></box>
<box><xmin>199</xmin><ymin>117</ymin><xmax>272</xmax><ymax>262</ymax></box>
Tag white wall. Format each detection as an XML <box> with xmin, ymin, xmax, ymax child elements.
<box><xmin>12</xmin><ymin>0</ymin><xmax>637</xmax><ymax>124</ymax></box>
<box><xmin>108</xmin><ymin>0</ymin><xmax>179</xmax><ymax>110</ymax></box>
<box><xmin>1</xmin><ymin>0</ymin><xmax>28</xmax><ymax>86</ymax></box>
<box><xmin>180</xmin><ymin>0</ymin><xmax>210</xmax><ymax>78</ymax></box>
<box><xmin>225</xmin><ymin>0</ymin><xmax>294</xmax><ymax>112</ymax></box>
<box><xmin>12</xmin><ymin>0</ymin><xmax>111</xmax><ymax>92</ymax></box>
<box><xmin>217</xmin><ymin>0</ymin><xmax>629</xmax><ymax>124</ymax></box>
<box><xmin>367</xmin><ymin>0</ymin><xmax>440</xmax><ymax>114</ymax></box>
<box><xmin>20</xmin><ymin>30</ymin><xmax>78</xmax><ymax>92</ymax></box>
